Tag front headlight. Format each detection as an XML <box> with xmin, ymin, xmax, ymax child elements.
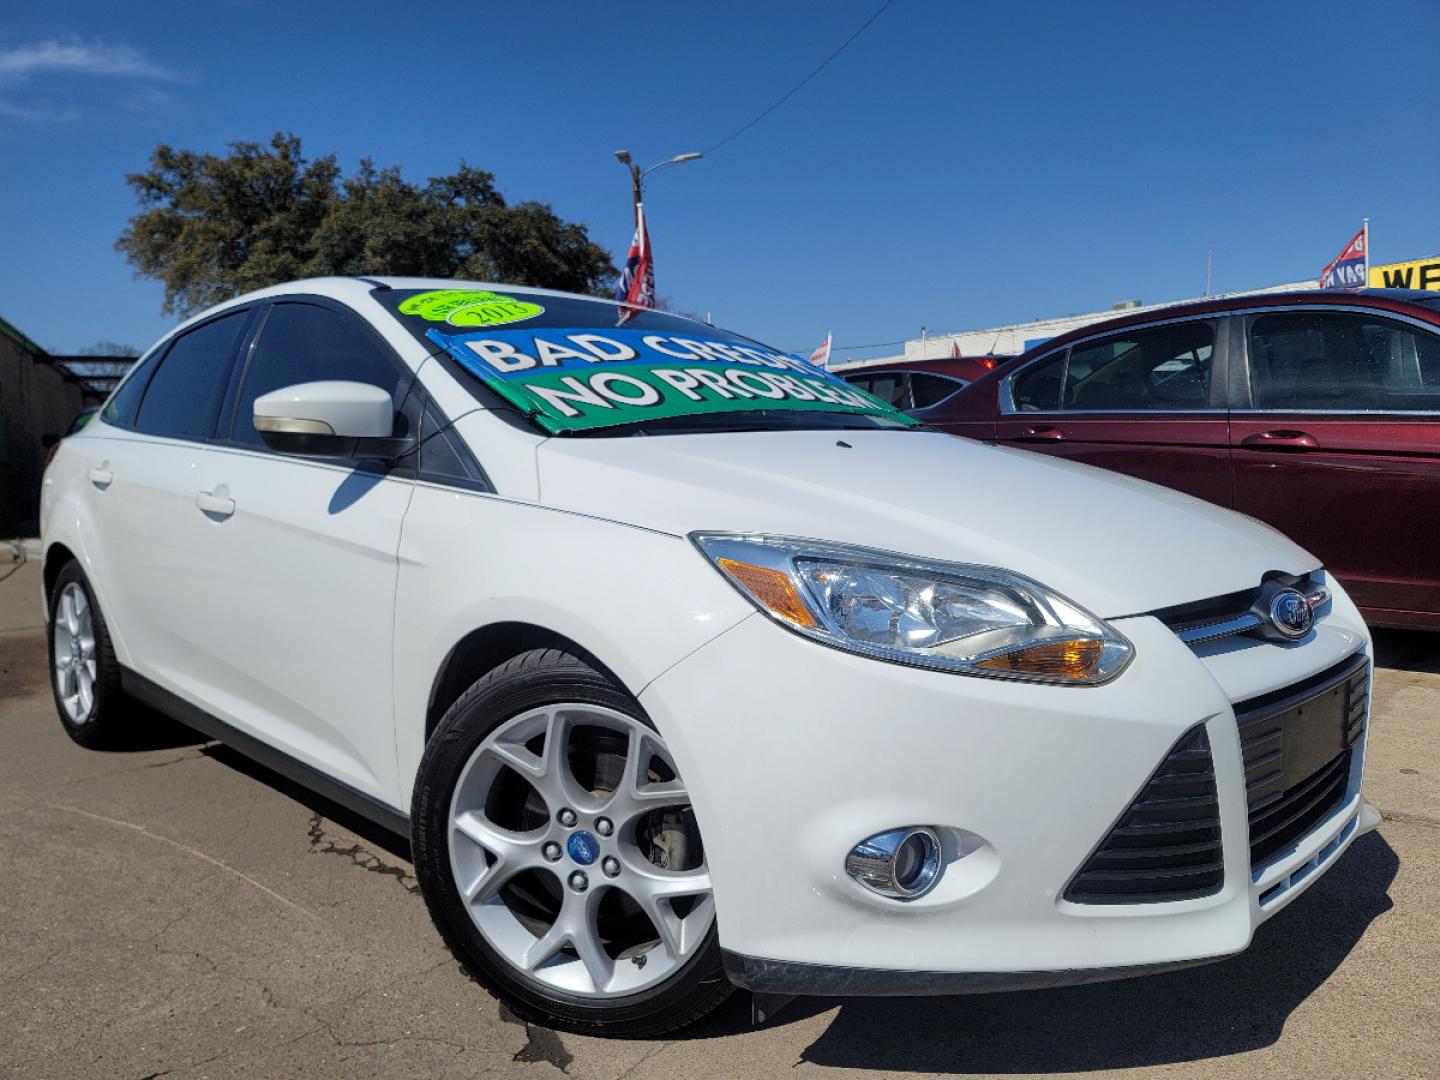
<box><xmin>692</xmin><ymin>533</ymin><xmax>1133</xmax><ymax>685</ymax></box>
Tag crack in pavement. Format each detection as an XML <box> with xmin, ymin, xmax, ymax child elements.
<box><xmin>1378</xmin><ymin>808</ymin><xmax>1440</xmax><ymax>828</ymax></box>
<box><xmin>307</xmin><ymin>812</ymin><xmax>421</xmax><ymax>894</ymax></box>
<box><xmin>50</xmin><ymin>804</ymin><xmax>320</xmax><ymax>920</ymax></box>
<box><xmin>52</xmin><ymin>747</ymin><xmax>215</xmax><ymax>794</ymax></box>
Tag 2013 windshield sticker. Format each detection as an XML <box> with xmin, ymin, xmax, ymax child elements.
<box><xmin>425</xmin><ymin>326</ymin><xmax>917</xmax><ymax>433</ymax></box>
<box><xmin>398</xmin><ymin>289</ymin><xmax>544</xmax><ymax>327</ymax></box>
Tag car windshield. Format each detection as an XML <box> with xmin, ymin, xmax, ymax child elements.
<box><xmin>375</xmin><ymin>287</ymin><xmax>917</xmax><ymax>436</ymax></box>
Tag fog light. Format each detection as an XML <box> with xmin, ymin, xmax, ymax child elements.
<box><xmin>845</xmin><ymin>827</ymin><xmax>942</xmax><ymax>900</ymax></box>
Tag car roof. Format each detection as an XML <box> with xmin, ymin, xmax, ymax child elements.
<box><xmin>839</xmin><ymin>357</ymin><xmax>1006</xmax><ymax>378</ymax></box>
<box><xmin>1012</xmin><ymin>288</ymin><xmax>1440</xmax><ymax>362</ymax></box>
<box><xmin>154</xmin><ymin>276</ymin><xmax>677</xmax><ymax>352</ymax></box>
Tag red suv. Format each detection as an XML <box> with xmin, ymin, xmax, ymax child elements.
<box><xmin>934</xmin><ymin>289</ymin><xmax>1440</xmax><ymax>630</ymax></box>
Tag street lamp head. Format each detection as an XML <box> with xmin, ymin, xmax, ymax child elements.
<box><xmin>672</xmin><ymin>152</ymin><xmax>702</xmax><ymax>163</ymax></box>
<box><xmin>614</xmin><ymin>150</ymin><xmax>632</xmax><ymax>165</ymax></box>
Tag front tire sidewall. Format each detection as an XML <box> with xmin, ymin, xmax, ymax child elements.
<box><xmin>411</xmin><ymin>652</ymin><xmax>729</xmax><ymax>1037</ymax></box>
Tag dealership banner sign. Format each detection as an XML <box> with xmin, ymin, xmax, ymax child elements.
<box><xmin>426</xmin><ymin>326</ymin><xmax>913</xmax><ymax>433</ymax></box>
<box><xmin>1370</xmin><ymin>257</ymin><xmax>1440</xmax><ymax>292</ymax></box>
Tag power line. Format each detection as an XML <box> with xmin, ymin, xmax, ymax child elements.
<box><xmin>784</xmin><ymin>337</ymin><xmax>909</xmax><ymax>353</ymax></box>
<box><xmin>703</xmin><ymin>0</ymin><xmax>897</xmax><ymax>156</ymax></box>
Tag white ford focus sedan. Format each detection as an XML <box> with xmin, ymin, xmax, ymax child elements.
<box><xmin>41</xmin><ymin>277</ymin><xmax>1378</xmax><ymax>1036</ymax></box>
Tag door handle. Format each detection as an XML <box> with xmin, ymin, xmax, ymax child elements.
<box><xmin>1015</xmin><ymin>425</ymin><xmax>1065</xmax><ymax>442</ymax></box>
<box><xmin>196</xmin><ymin>488</ymin><xmax>236</xmax><ymax>521</ymax></box>
<box><xmin>1240</xmin><ymin>429</ymin><xmax>1317</xmax><ymax>451</ymax></box>
<box><xmin>88</xmin><ymin>463</ymin><xmax>113</xmax><ymax>489</ymax></box>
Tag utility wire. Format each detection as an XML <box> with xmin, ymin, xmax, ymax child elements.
<box><xmin>702</xmin><ymin>0</ymin><xmax>897</xmax><ymax>155</ymax></box>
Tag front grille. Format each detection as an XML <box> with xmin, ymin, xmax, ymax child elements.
<box><xmin>1064</xmin><ymin>725</ymin><xmax>1224</xmax><ymax>905</ymax></box>
<box><xmin>1150</xmin><ymin>573</ymin><xmax>1326</xmax><ymax>647</ymax></box>
<box><xmin>1237</xmin><ymin>653</ymin><xmax>1368</xmax><ymax>868</ymax></box>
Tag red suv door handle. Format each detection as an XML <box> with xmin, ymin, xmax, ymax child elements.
<box><xmin>1015</xmin><ymin>425</ymin><xmax>1065</xmax><ymax>442</ymax></box>
<box><xmin>1240</xmin><ymin>430</ymin><xmax>1318</xmax><ymax>451</ymax></box>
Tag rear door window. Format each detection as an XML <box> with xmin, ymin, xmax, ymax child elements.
<box><xmin>867</xmin><ymin>374</ymin><xmax>910</xmax><ymax>409</ymax></box>
<box><xmin>1248</xmin><ymin>312</ymin><xmax>1440</xmax><ymax>410</ymax></box>
<box><xmin>133</xmin><ymin>310</ymin><xmax>250</xmax><ymax>440</ymax></box>
<box><xmin>909</xmin><ymin>372</ymin><xmax>965</xmax><ymax>408</ymax></box>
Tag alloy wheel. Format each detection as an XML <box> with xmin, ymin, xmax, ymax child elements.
<box><xmin>447</xmin><ymin>704</ymin><xmax>714</xmax><ymax>998</ymax></box>
<box><xmin>53</xmin><ymin>581</ymin><xmax>98</xmax><ymax>725</ymax></box>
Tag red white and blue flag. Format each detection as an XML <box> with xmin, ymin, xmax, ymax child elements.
<box><xmin>807</xmin><ymin>332</ymin><xmax>832</xmax><ymax>369</ymax></box>
<box><xmin>1320</xmin><ymin>225</ymin><xmax>1368</xmax><ymax>289</ymax></box>
<box><xmin>616</xmin><ymin>202</ymin><xmax>656</xmax><ymax>319</ymax></box>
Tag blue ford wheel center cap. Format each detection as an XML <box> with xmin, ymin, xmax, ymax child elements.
<box><xmin>567</xmin><ymin>831</ymin><xmax>599</xmax><ymax>865</ymax></box>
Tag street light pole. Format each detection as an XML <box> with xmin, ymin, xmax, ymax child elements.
<box><xmin>613</xmin><ymin>149</ymin><xmax>703</xmax><ymax>224</ymax></box>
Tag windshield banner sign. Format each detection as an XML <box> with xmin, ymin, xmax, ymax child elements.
<box><xmin>425</xmin><ymin>327</ymin><xmax>913</xmax><ymax>433</ymax></box>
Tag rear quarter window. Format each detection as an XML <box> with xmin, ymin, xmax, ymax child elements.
<box><xmin>133</xmin><ymin>311</ymin><xmax>250</xmax><ymax>440</ymax></box>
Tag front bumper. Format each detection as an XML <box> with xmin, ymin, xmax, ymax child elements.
<box><xmin>640</xmin><ymin>579</ymin><xmax>1376</xmax><ymax>994</ymax></box>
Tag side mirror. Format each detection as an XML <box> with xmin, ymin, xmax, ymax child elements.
<box><xmin>253</xmin><ymin>381</ymin><xmax>412</xmax><ymax>459</ymax></box>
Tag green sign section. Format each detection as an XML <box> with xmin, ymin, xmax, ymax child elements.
<box><xmin>398</xmin><ymin>289</ymin><xmax>544</xmax><ymax>327</ymax></box>
<box><xmin>426</xmin><ymin>327</ymin><xmax>916</xmax><ymax>434</ymax></box>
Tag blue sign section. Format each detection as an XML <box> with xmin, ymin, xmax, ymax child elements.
<box><xmin>426</xmin><ymin>326</ymin><xmax>832</xmax><ymax>382</ymax></box>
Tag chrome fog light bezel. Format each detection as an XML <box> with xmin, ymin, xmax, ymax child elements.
<box><xmin>845</xmin><ymin>826</ymin><xmax>943</xmax><ymax>900</ymax></box>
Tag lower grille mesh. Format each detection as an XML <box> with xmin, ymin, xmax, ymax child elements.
<box><xmin>1064</xmin><ymin>725</ymin><xmax>1223</xmax><ymax>905</ymax></box>
<box><xmin>1239</xmin><ymin>654</ymin><xmax>1369</xmax><ymax>868</ymax></box>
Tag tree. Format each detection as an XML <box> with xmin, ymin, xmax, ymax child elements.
<box><xmin>78</xmin><ymin>341</ymin><xmax>140</xmax><ymax>358</ymax></box>
<box><xmin>116</xmin><ymin>133</ymin><xmax>617</xmax><ymax>316</ymax></box>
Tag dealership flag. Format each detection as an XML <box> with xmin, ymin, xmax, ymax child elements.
<box><xmin>1320</xmin><ymin>223</ymin><xmax>1369</xmax><ymax>289</ymax></box>
<box><xmin>807</xmin><ymin>332</ymin><xmax>832</xmax><ymax>369</ymax></box>
<box><xmin>616</xmin><ymin>202</ymin><xmax>656</xmax><ymax>319</ymax></box>
<box><xmin>951</xmin><ymin>340</ymin><xmax>963</xmax><ymax>359</ymax></box>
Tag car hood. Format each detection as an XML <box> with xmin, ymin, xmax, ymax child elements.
<box><xmin>534</xmin><ymin>429</ymin><xmax>1318</xmax><ymax>618</ymax></box>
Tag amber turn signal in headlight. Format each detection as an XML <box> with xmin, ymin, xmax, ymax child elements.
<box><xmin>977</xmin><ymin>639</ymin><xmax>1105</xmax><ymax>680</ymax></box>
<box><xmin>716</xmin><ymin>558</ymin><xmax>818</xmax><ymax>628</ymax></box>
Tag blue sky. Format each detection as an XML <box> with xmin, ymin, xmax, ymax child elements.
<box><xmin>2</xmin><ymin>1</ymin><xmax>1437</xmax><ymax>360</ymax></box>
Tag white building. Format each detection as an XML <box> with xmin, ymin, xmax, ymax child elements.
<box><xmin>833</xmin><ymin>278</ymin><xmax>1316</xmax><ymax>372</ymax></box>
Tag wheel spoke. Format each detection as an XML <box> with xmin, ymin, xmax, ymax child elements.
<box><xmin>77</xmin><ymin>667</ymin><xmax>94</xmax><ymax>718</ymax></box>
<box><xmin>55</xmin><ymin>660</ymin><xmax>74</xmax><ymax>698</ymax></box>
<box><xmin>604</xmin><ymin>730</ymin><xmax>690</xmax><ymax>825</ymax></box>
<box><xmin>452</xmin><ymin>811</ymin><xmax>546</xmax><ymax>902</ymax></box>
<box><xmin>563</xmin><ymin>889</ymin><xmax>613</xmax><ymax>991</ymax></box>
<box><xmin>522</xmin><ymin>920</ymin><xmax>570</xmax><ymax>971</ymax></box>
<box><xmin>619</xmin><ymin>866</ymin><xmax>712</xmax><ymax>961</ymax></box>
<box><xmin>61</xmin><ymin>590</ymin><xmax>75</xmax><ymax>637</ymax></box>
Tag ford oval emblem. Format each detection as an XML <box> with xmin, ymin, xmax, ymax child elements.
<box><xmin>567</xmin><ymin>831</ymin><xmax>599</xmax><ymax>865</ymax></box>
<box><xmin>1268</xmin><ymin>589</ymin><xmax>1314</xmax><ymax>639</ymax></box>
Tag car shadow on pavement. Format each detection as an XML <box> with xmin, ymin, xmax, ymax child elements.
<box><xmin>1371</xmin><ymin>629</ymin><xmax>1440</xmax><ymax>675</ymax></box>
<box><xmin>776</xmin><ymin>830</ymin><xmax>1397</xmax><ymax>1073</ymax></box>
<box><xmin>109</xmin><ymin>709</ymin><xmax>212</xmax><ymax>752</ymax></box>
<box><xmin>200</xmin><ymin>741</ymin><xmax>415</xmax><ymax>862</ymax></box>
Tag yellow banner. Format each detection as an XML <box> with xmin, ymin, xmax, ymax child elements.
<box><xmin>1370</xmin><ymin>257</ymin><xmax>1440</xmax><ymax>291</ymax></box>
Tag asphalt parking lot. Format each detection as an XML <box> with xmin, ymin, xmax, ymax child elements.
<box><xmin>1</xmin><ymin>555</ymin><xmax>1436</xmax><ymax>1080</ymax></box>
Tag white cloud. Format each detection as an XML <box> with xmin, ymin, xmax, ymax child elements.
<box><xmin>0</xmin><ymin>98</ymin><xmax>80</xmax><ymax>123</ymax></box>
<box><xmin>0</xmin><ymin>40</ymin><xmax>177</xmax><ymax>85</ymax></box>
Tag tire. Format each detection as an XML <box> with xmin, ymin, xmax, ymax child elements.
<box><xmin>412</xmin><ymin>647</ymin><xmax>732</xmax><ymax>1037</ymax></box>
<box><xmin>47</xmin><ymin>561</ymin><xmax>129</xmax><ymax>749</ymax></box>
